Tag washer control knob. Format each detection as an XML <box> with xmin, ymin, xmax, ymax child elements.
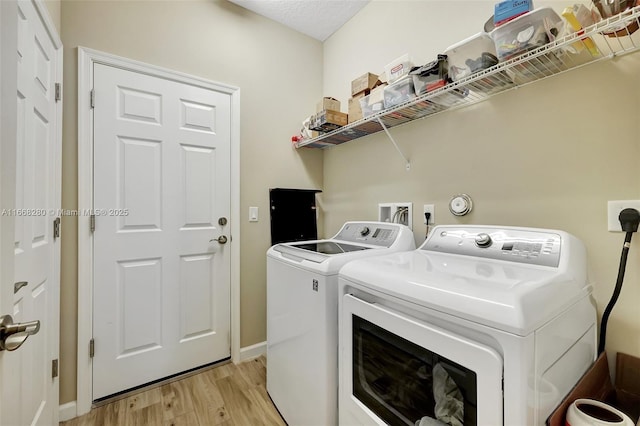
<box><xmin>360</xmin><ymin>226</ymin><xmax>370</xmax><ymax>236</ymax></box>
<box><xmin>475</xmin><ymin>233</ymin><xmax>492</xmax><ymax>248</ymax></box>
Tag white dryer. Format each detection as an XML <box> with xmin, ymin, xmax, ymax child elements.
<box><xmin>338</xmin><ymin>225</ymin><xmax>597</xmax><ymax>426</ymax></box>
<box><xmin>267</xmin><ymin>221</ymin><xmax>415</xmax><ymax>426</ymax></box>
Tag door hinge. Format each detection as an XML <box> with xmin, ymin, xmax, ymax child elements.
<box><xmin>90</xmin><ymin>89</ymin><xmax>95</xmax><ymax>109</ymax></box>
<box><xmin>52</xmin><ymin>359</ymin><xmax>59</xmax><ymax>378</ymax></box>
<box><xmin>89</xmin><ymin>338</ymin><xmax>95</xmax><ymax>358</ymax></box>
<box><xmin>55</xmin><ymin>83</ymin><xmax>61</xmax><ymax>102</ymax></box>
<box><xmin>90</xmin><ymin>214</ymin><xmax>95</xmax><ymax>232</ymax></box>
<box><xmin>53</xmin><ymin>217</ymin><xmax>61</xmax><ymax>240</ymax></box>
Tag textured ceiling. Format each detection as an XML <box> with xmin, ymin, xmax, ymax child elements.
<box><xmin>228</xmin><ymin>0</ymin><xmax>370</xmax><ymax>41</ymax></box>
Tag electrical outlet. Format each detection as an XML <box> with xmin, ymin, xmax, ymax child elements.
<box><xmin>423</xmin><ymin>204</ymin><xmax>435</xmax><ymax>224</ymax></box>
<box><xmin>607</xmin><ymin>200</ymin><xmax>640</xmax><ymax>231</ymax></box>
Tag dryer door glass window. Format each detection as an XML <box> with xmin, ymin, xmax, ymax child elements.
<box><xmin>352</xmin><ymin>315</ymin><xmax>478</xmax><ymax>426</ymax></box>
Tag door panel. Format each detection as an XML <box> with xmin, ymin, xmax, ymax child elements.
<box><xmin>93</xmin><ymin>63</ymin><xmax>231</xmax><ymax>399</ymax></box>
<box><xmin>117</xmin><ymin>258</ymin><xmax>162</xmax><ymax>356</ymax></box>
<box><xmin>1</xmin><ymin>1</ymin><xmax>60</xmax><ymax>425</ymax></box>
<box><xmin>117</xmin><ymin>136</ymin><xmax>162</xmax><ymax>230</ymax></box>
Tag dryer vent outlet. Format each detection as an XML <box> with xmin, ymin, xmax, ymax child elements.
<box><xmin>379</xmin><ymin>203</ymin><xmax>412</xmax><ymax>230</ymax></box>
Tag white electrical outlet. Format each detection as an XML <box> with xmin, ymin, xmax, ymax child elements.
<box><xmin>423</xmin><ymin>204</ymin><xmax>435</xmax><ymax>224</ymax></box>
<box><xmin>607</xmin><ymin>200</ymin><xmax>640</xmax><ymax>231</ymax></box>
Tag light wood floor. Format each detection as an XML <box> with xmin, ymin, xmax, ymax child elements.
<box><xmin>61</xmin><ymin>356</ymin><xmax>286</xmax><ymax>426</ymax></box>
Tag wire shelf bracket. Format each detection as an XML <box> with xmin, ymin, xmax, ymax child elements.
<box><xmin>377</xmin><ymin>117</ymin><xmax>410</xmax><ymax>171</ymax></box>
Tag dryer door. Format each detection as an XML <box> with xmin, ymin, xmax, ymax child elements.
<box><xmin>340</xmin><ymin>294</ymin><xmax>504</xmax><ymax>426</ymax></box>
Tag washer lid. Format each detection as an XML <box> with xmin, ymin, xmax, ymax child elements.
<box><xmin>273</xmin><ymin>241</ymin><xmax>372</xmax><ymax>264</ymax></box>
<box><xmin>340</xmin><ymin>228</ymin><xmax>591</xmax><ymax>336</ymax></box>
<box><xmin>287</xmin><ymin>241</ymin><xmax>372</xmax><ymax>255</ymax></box>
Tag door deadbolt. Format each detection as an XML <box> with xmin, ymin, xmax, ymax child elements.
<box><xmin>0</xmin><ymin>315</ymin><xmax>40</xmax><ymax>351</ymax></box>
<box><xmin>218</xmin><ymin>217</ymin><xmax>228</xmax><ymax>226</ymax></box>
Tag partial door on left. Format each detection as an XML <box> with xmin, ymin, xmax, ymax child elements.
<box><xmin>0</xmin><ymin>1</ymin><xmax>62</xmax><ymax>425</ymax></box>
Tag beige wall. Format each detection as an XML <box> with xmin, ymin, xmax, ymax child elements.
<box><xmin>44</xmin><ymin>0</ymin><xmax>60</xmax><ymax>33</ymax></box>
<box><xmin>50</xmin><ymin>0</ymin><xmax>640</xmax><ymax>407</ymax></box>
<box><xmin>322</xmin><ymin>0</ymin><xmax>640</xmax><ymax>372</ymax></box>
<box><xmin>59</xmin><ymin>0</ymin><xmax>323</xmax><ymax>404</ymax></box>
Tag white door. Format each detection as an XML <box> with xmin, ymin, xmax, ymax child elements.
<box><xmin>0</xmin><ymin>0</ymin><xmax>61</xmax><ymax>425</ymax></box>
<box><xmin>92</xmin><ymin>63</ymin><xmax>232</xmax><ymax>399</ymax></box>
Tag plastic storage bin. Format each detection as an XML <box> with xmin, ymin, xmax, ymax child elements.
<box><xmin>359</xmin><ymin>86</ymin><xmax>386</xmax><ymax>118</ymax></box>
<box><xmin>490</xmin><ymin>8</ymin><xmax>564</xmax><ymax>61</ymax></box>
<box><xmin>383</xmin><ymin>76</ymin><xmax>416</xmax><ymax>109</ymax></box>
<box><xmin>444</xmin><ymin>33</ymin><xmax>499</xmax><ymax>81</ymax></box>
<box><xmin>384</xmin><ymin>54</ymin><xmax>413</xmax><ymax>84</ymax></box>
<box><xmin>410</xmin><ymin>55</ymin><xmax>448</xmax><ymax>95</ymax></box>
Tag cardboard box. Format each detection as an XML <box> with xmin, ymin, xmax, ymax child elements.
<box><xmin>547</xmin><ymin>353</ymin><xmax>640</xmax><ymax>426</ymax></box>
<box><xmin>316</xmin><ymin>97</ymin><xmax>341</xmax><ymax>113</ymax></box>
<box><xmin>348</xmin><ymin>97</ymin><xmax>363</xmax><ymax>123</ymax></box>
<box><xmin>309</xmin><ymin>109</ymin><xmax>348</xmax><ymax>132</ymax></box>
<box><xmin>351</xmin><ymin>72</ymin><xmax>379</xmax><ymax>96</ymax></box>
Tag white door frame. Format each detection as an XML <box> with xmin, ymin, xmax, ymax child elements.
<box><xmin>76</xmin><ymin>47</ymin><xmax>241</xmax><ymax>416</ymax></box>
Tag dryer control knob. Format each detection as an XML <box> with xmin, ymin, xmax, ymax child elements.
<box><xmin>475</xmin><ymin>233</ymin><xmax>492</xmax><ymax>248</ymax></box>
<box><xmin>360</xmin><ymin>226</ymin><xmax>370</xmax><ymax>236</ymax></box>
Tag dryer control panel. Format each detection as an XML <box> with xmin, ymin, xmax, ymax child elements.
<box><xmin>422</xmin><ymin>225</ymin><xmax>563</xmax><ymax>267</ymax></box>
<box><xmin>334</xmin><ymin>222</ymin><xmax>403</xmax><ymax>247</ymax></box>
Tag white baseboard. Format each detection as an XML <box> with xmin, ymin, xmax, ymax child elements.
<box><xmin>239</xmin><ymin>341</ymin><xmax>266</xmax><ymax>362</ymax></box>
<box><xmin>59</xmin><ymin>401</ymin><xmax>77</xmax><ymax>422</ymax></box>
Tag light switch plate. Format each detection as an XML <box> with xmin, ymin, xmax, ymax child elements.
<box><xmin>249</xmin><ymin>206</ymin><xmax>258</xmax><ymax>222</ymax></box>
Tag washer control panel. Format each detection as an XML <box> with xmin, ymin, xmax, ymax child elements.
<box><xmin>422</xmin><ymin>226</ymin><xmax>562</xmax><ymax>267</ymax></box>
<box><xmin>334</xmin><ymin>222</ymin><xmax>401</xmax><ymax>247</ymax></box>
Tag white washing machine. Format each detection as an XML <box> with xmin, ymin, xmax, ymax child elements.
<box><xmin>338</xmin><ymin>225</ymin><xmax>597</xmax><ymax>426</ymax></box>
<box><xmin>267</xmin><ymin>221</ymin><xmax>415</xmax><ymax>426</ymax></box>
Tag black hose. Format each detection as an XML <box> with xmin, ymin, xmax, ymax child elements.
<box><xmin>598</xmin><ymin>231</ymin><xmax>633</xmax><ymax>355</ymax></box>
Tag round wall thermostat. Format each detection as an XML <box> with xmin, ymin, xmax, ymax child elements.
<box><xmin>449</xmin><ymin>194</ymin><xmax>473</xmax><ymax>216</ymax></box>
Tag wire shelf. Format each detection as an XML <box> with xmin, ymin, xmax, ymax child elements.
<box><xmin>295</xmin><ymin>6</ymin><xmax>640</xmax><ymax>149</ymax></box>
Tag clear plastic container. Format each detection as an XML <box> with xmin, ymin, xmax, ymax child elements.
<box><xmin>490</xmin><ymin>8</ymin><xmax>564</xmax><ymax>61</ymax></box>
<box><xmin>384</xmin><ymin>54</ymin><xmax>413</xmax><ymax>84</ymax></box>
<box><xmin>383</xmin><ymin>76</ymin><xmax>416</xmax><ymax>109</ymax></box>
<box><xmin>444</xmin><ymin>33</ymin><xmax>498</xmax><ymax>81</ymax></box>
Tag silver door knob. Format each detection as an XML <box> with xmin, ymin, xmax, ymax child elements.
<box><xmin>0</xmin><ymin>315</ymin><xmax>40</xmax><ymax>351</ymax></box>
<box><xmin>210</xmin><ymin>235</ymin><xmax>228</xmax><ymax>244</ymax></box>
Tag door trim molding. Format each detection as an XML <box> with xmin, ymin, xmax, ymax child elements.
<box><xmin>76</xmin><ymin>47</ymin><xmax>241</xmax><ymax>416</ymax></box>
